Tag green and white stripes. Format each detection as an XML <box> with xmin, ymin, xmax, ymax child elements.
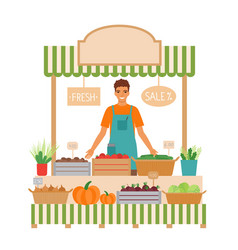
<box><xmin>44</xmin><ymin>46</ymin><xmax>195</xmax><ymax>78</ymax></box>
<box><xmin>31</xmin><ymin>204</ymin><xmax>206</xmax><ymax>225</ymax></box>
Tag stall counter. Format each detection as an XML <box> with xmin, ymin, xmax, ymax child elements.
<box><xmin>36</xmin><ymin>176</ymin><xmax>203</xmax><ymax>204</ymax></box>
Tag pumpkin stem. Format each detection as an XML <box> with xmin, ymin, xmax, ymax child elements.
<box><xmin>84</xmin><ymin>181</ymin><xmax>92</xmax><ymax>190</ymax></box>
<box><xmin>104</xmin><ymin>191</ymin><xmax>109</xmax><ymax>196</ymax></box>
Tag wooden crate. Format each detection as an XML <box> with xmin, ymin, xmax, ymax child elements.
<box><xmin>92</xmin><ymin>158</ymin><xmax>131</xmax><ymax>176</ymax></box>
<box><xmin>117</xmin><ymin>191</ymin><xmax>161</xmax><ymax>204</ymax></box>
<box><xmin>54</xmin><ymin>162</ymin><xmax>91</xmax><ymax>176</ymax></box>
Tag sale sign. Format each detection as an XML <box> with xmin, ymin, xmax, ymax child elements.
<box><xmin>141</xmin><ymin>86</ymin><xmax>176</xmax><ymax>107</ymax></box>
<box><xmin>68</xmin><ymin>87</ymin><xmax>100</xmax><ymax>106</ymax></box>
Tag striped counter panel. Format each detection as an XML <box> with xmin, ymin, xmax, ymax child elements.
<box><xmin>31</xmin><ymin>204</ymin><xmax>206</xmax><ymax>225</ymax></box>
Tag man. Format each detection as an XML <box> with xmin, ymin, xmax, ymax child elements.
<box><xmin>85</xmin><ymin>79</ymin><xmax>157</xmax><ymax>175</ymax></box>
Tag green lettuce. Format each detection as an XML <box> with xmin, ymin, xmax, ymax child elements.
<box><xmin>168</xmin><ymin>185</ymin><xmax>179</xmax><ymax>193</ymax></box>
<box><xmin>187</xmin><ymin>185</ymin><xmax>200</xmax><ymax>193</ymax></box>
<box><xmin>178</xmin><ymin>182</ymin><xmax>189</xmax><ymax>193</ymax></box>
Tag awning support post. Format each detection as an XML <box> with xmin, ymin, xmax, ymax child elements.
<box><xmin>182</xmin><ymin>75</ymin><xmax>187</xmax><ymax>151</ymax></box>
<box><xmin>51</xmin><ymin>75</ymin><xmax>56</xmax><ymax>175</ymax></box>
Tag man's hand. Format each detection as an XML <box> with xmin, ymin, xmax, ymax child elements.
<box><xmin>85</xmin><ymin>148</ymin><xmax>94</xmax><ymax>159</ymax></box>
<box><xmin>150</xmin><ymin>148</ymin><xmax>158</xmax><ymax>156</ymax></box>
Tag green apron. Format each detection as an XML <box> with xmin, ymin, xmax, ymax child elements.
<box><xmin>107</xmin><ymin>105</ymin><xmax>137</xmax><ymax>170</ymax></box>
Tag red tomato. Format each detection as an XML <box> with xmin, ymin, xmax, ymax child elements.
<box><xmin>99</xmin><ymin>153</ymin><xmax>106</xmax><ymax>158</ymax></box>
<box><xmin>122</xmin><ymin>154</ymin><xmax>129</xmax><ymax>159</ymax></box>
<box><xmin>105</xmin><ymin>155</ymin><xmax>111</xmax><ymax>159</ymax></box>
<box><xmin>117</xmin><ymin>153</ymin><xmax>123</xmax><ymax>158</ymax></box>
<box><xmin>111</xmin><ymin>154</ymin><xmax>118</xmax><ymax>159</ymax></box>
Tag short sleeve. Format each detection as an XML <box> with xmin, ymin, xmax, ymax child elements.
<box><xmin>101</xmin><ymin>106</ymin><xmax>112</xmax><ymax>128</ymax></box>
<box><xmin>132</xmin><ymin>107</ymin><xmax>144</xmax><ymax>127</ymax></box>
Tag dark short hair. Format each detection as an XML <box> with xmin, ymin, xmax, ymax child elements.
<box><xmin>114</xmin><ymin>79</ymin><xmax>130</xmax><ymax>91</ymax></box>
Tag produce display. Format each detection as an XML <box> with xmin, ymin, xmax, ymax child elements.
<box><xmin>29</xmin><ymin>185</ymin><xmax>72</xmax><ymax>204</ymax></box>
<box><xmin>132</xmin><ymin>155</ymin><xmax>179</xmax><ymax>176</ymax></box>
<box><xmin>95</xmin><ymin>153</ymin><xmax>129</xmax><ymax>159</ymax></box>
<box><xmin>137</xmin><ymin>154</ymin><xmax>173</xmax><ymax>160</ymax></box>
<box><xmin>180</xmin><ymin>145</ymin><xmax>202</xmax><ymax>160</ymax></box>
<box><xmin>73</xmin><ymin>181</ymin><xmax>100</xmax><ymax>205</ymax></box>
<box><xmin>117</xmin><ymin>182</ymin><xmax>162</xmax><ymax>204</ymax></box>
<box><xmin>31</xmin><ymin>184</ymin><xmax>67</xmax><ymax>192</ymax></box>
<box><xmin>120</xmin><ymin>182</ymin><xmax>160</xmax><ymax>191</ymax></box>
<box><xmin>100</xmin><ymin>191</ymin><xmax>116</xmax><ymax>204</ymax></box>
<box><xmin>56</xmin><ymin>157</ymin><xmax>88</xmax><ymax>162</ymax></box>
<box><xmin>163</xmin><ymin>182</ymin><xmax>205</xmax><ymax>204</ymax></box>
<box><xmin>92</xmin><ymin>154</ymin><xmax>131</xmax><ymax>176</ymax></box>
<box><xmin>168</xmin><ymin>182</ymin><xmax>200</xmax><ymax>193</ymax></box>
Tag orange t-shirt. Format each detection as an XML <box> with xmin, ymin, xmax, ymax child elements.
<box><xmin>101</xmin><ymin>104</ymin><xmax>144</xmax><ymax>133</ymax></box>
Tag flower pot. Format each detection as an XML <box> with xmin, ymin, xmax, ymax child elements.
<box><xmin>37</xmin><ymin>164</ymin><xmax>47</xmax><ymax>176</ymax></box>
<box><xmin>181</xmin><ymin>160</ymin><xmax>197</xmax><ymax>176</ymax></box>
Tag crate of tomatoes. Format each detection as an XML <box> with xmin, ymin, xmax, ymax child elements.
<box><xmin>92</xmin><ymin>153</ymin><xmax>131</xmax><ymax>176</ymax></box>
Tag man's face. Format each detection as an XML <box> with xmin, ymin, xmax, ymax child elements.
<box><xmin>115</xmin><ymin>86</ymin><xmax>129</xmax><ymax>102</ymax></box>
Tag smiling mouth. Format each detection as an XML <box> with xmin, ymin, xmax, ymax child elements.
<box><xmin>119</xmin><ymin>97</ymin><xmax>125</xmax><ymax>100</ymax></box>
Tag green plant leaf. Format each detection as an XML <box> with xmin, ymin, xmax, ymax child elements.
<box><xmin>42</xmin><ymin>155</ymin><xmax>47</xmax><ymax>164</ymax></box>
<box><xmin>196</xmin><ymin>147</ymin><xmax>202</xmax><ymax>160</ymax></box>
<box><xmin>42</xmin><ymin>139</ymin><xmax>46</xmax><ymax>157</ymax></box>
<box><xmin>187</xmin><ymin>148</ymin><xmax>192</xmax><ymax>160</ymax></box>
<box><xmin>37</xmin><ymin>141</ymin><xmax>41</xmax><ymax>156</ymax></box>
<box><xmin>35</xmin><ymin>154</ymin><xmax>40</xmax><ymax>163</ymax></box>
<box><xmin>30</xmin><ymin>140</ymin><xmax>59</xmax><ymax>164</ymax></box>
<box><xmin>30</xmin><ymin>151</ymin><xmax>36</xmax><ymax>160</ymax></box>
<box><xmin>180</xmin><ymin>147</ymin><xmax>188</xmax><ymax>159</ymax></box>
<box><xmin>192</xmin><ymin>145</ymin><xmax>197</xmax><ymax>154</ymax></box>
<box><xmin>191</xmin><ymin>152</ymin><xmax>197</xmax><ymax>160</ymax></box>
<box><xmin>38</xmin><ymin>151</ymin><xmax>43</xmax><ymax>161</ymax></box>
<box><xmin>180</xmin><ymin>153</ymin><xmax>186</xmax><ymax>160</ymax></box>
<box><xmin>46</xmin><ymin>157</ymin><xmax>52</xmax><ymax>163</ymax></box>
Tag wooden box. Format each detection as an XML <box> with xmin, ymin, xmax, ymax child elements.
<box><xmin>117</xmin><ymin>191</ymin><xmax>161</xmax><ymax>204</ymax></box>
<box><xmin>92</xmin><ymin>158</ymin><xmax>131</xmax><ymax>176</ymax></box>
<box><xmin>54</xmin><ymin>162</ymin><xmax>91</xmax><ymax>176</ymax></box>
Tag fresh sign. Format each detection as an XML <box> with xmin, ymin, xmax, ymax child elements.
<box><xmin>141</xmin><ymin>86</ymin><xmax>176</xmax><ymax>107</ymax></box>
<box><xmin>68</xmin><ymin>87</ymin><xmax>100</xmax><ymax>106</ymax></box>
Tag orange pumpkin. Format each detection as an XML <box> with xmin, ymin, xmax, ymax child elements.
<box><xmin>100</xmin><ymin>191</ymin><xmax>116</xmax><ymax>204</ymax></box>
<box><xmin>73</xmin><ymin>181</ymin><xmax>100</xmax><ymax>205</ymax></box>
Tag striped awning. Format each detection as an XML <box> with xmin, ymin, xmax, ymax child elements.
<box><xmin>44</xmin><ymin>46</ymin><xmax>195</xmax><ymax>77</ymax></box>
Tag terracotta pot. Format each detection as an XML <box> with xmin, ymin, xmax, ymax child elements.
<box><xmin>37</xmin><ymin>164</ymin><xmax>47</xmax><ymax>176</ymax></box>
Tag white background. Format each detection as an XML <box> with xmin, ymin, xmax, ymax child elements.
<box><xmin>0</xmin><ymin>0</ymin><xmax>238</xmax><ymax>249</ymax></box>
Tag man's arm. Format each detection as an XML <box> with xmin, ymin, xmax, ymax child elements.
<box><xmin>85</xmin><ymin>126</ymin><xmax>108</xmax><ymax>159</ymax></box>
<box><xmin>136</xmin><ymin>126</ymin><xmax>158</xmax><ymax>156</ymax></box>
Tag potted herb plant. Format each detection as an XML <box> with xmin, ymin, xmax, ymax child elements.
<box><xmin>30</xmin><ymin>140</ymin><xmax>59</xmax><ymax>176</ymax></box>
<box><xmin>180</xmin><ymin>146</ymin><xmax>202</xmax><ymax>176</ymax></box>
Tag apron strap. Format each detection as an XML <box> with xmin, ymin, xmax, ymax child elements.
<box><xmin>130</xmin><ymin>105</ymin><xmax>133</xmax><ymax>115</ymax></box>
<box><xmin>112</xmin><ymin>105</ymin><xmax>115</xmax><ymax>115</ymax></box>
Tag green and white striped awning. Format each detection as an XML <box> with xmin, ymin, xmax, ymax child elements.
<box><xmin>44</xmin><ymin>46</ymin><xmax>195</xmax><ymax>77</ymax></box>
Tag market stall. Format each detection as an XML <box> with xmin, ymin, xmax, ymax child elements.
<box><xmin>30</xmin><ymin>25</ymin><xmax>206</xmax><ymax>229</ymax></box>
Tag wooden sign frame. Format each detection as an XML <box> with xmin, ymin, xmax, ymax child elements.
<box><xmin>78</xmin><ymin>25</ymin><xmax>162</xmax><ymax>66</ymax></box>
